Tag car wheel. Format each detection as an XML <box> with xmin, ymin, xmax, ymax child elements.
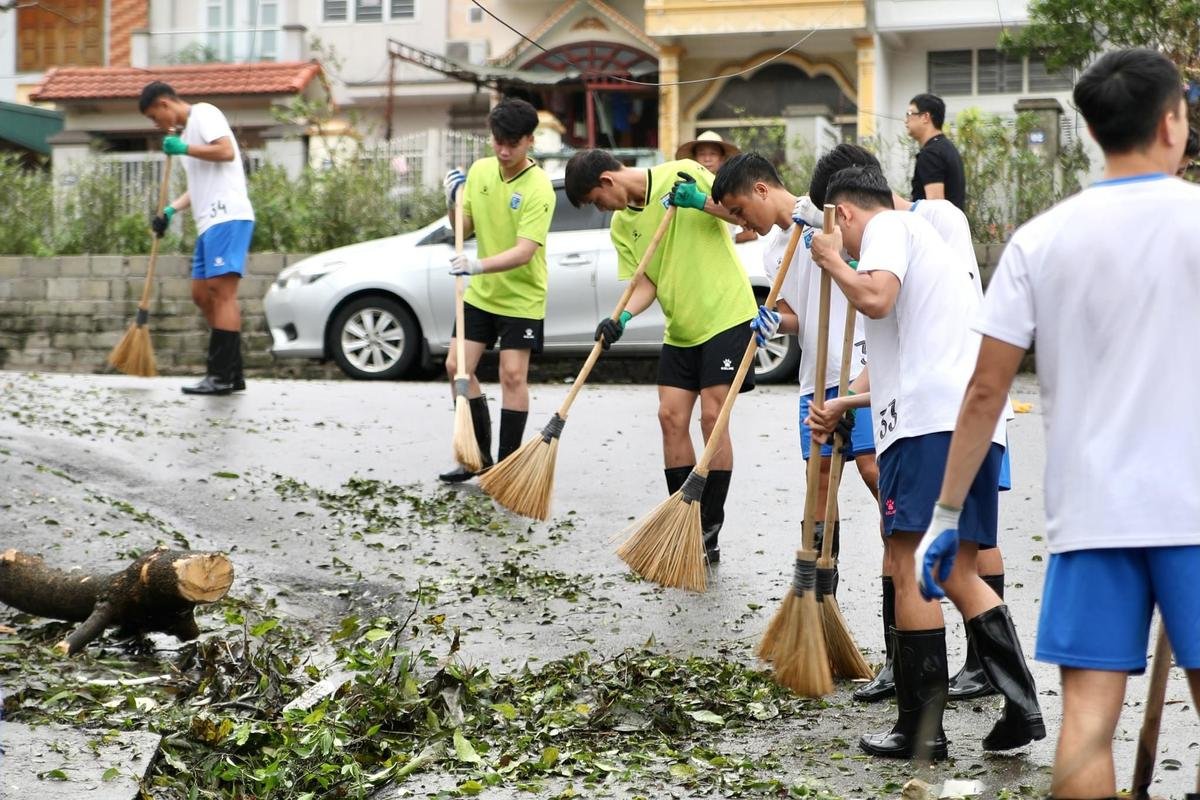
<box><xmin>751</xmin><ymin>293</ymin><xmax>801</xmax><ymax>384</ymax></box>
<box><xmin>329</xmin><ymin>295</ymin><xmax>419</xmax><ymax>380</ymax></box>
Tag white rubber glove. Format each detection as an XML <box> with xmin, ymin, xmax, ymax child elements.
<box><xmin>915</xmin><ymin>504</ymin><xmax>962</xmax><ymax>601</ymax></box>
<box><xmin>449</xmin><ymin>254</ymin><xmax>483</xmax><ymax>276</ymax></box>
<box><xmin>443</xmin><ymin>167</ymin><xmax>466</xmax><ymax>207</ymax></box>
<box><xmin>792</xmin><ymin>195</ymin><xmax>823</xmax><ymax>228</ymax></box>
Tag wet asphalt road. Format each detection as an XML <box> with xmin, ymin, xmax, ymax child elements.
<box><xmin>0</xmin><ymin>369</ymin><xmax>1196</xmax><ymax>799</ymax></box>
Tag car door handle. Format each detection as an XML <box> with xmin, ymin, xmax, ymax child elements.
<box><xmin>557</xmin><ymin>255</ymin><xmax>592</xmax><ymax>267</ymax></box>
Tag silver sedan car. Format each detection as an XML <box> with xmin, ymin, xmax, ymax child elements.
<box><xmin>263</xmin><ymin>180</ymin><xmax>800</xmax><ymax>382</ymax></box>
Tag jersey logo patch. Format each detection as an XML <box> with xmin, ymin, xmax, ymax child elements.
<box><xmin>523</xmin><ymin>328</ymin><xmax>534</xmax><ymax>339</ymax></box>
<box><xmin>802</xmin><ymin>228</ymin><xmax>815</xmax><ymax>250</ymax></box>
<box><xmin>720</xmin><ymin>358</ymin><xmax>734</xmax><ymax>371</ymax></box>
<box><xmin>510</xmin><ymin>192</ymin><xmax>523</xmax><ymax>210</ymax></box>
<box><xmin>214</xmin><ymin>256</ymin><xmax>226</xmax><ymax>267</ymax></box>
<box><xmin>659</xmin><ymin>193</ymin><xmax>671</xmax><ymax>210</ymax></box>
<box><xmin>884</xmin><ymin>498</ymin><xmax>896</xmax><ymax>516</ymax></box>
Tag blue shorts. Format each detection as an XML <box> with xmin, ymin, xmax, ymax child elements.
<box><xmin>799</xmin><ymin>387</ymin><xmax>875</xmax><ymax>459</ymax></box>
<box><xmin>192</xmin><ymin>220</ymin><xmax>254</xmax><ymax>280</ymax></box>
<box><xmin>1035</xmin><ymin>546</ymin><xmax>1200</xmax><ymax>671</ymax></box>
<box><xmin>998</xmin><ymin>446</ymin><xmax>1011</xmax><ymax>491</ymax></box>
<box><xmin>877</xmin><ymin>431</ymin><xmax>1003</xmax><ymax>547</ymax></box>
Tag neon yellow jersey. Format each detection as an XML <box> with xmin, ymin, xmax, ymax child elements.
<box><xmin>462</xmin><ymin>157</ymin><xmax>555</xmax><ymax>320</ymax></box>
<box><xmin>609</xmin><ymin>159</ymin><xmax>756</xmax><ymax>347</ymax></box>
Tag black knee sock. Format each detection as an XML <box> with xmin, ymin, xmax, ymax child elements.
<box><xmin>700</xmin><ymin>469</ymin><xmax>731</xmax><ymax>531</ymax></box>
<box><xmin>664</xmin><ymin>465</ymin><xmax>693</xmax><ymax>496</ymax></box>
<box><xmin>497</xmin><ymin>409</ymin><xmax>528</xmax><ymax>462</ymax></box>
<box><xmin>982</xmin><ymin>572</ymin><xmax>1005</xmax><ymax>600</ymax></box>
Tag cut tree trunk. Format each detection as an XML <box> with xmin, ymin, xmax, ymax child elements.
<box><xmin>0</xmin><ymin>547</ymin><xmax>234</xmax><ymax>655</ymax></box>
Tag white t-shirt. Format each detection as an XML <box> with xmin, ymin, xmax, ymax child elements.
<box><xmin>181</xmin><ymin>102</ymin><xmax>255</xmax><ymax>235</ymax></box>
<box><xmin>857</xmin><ymin>210</ymin><xmax>1005</xmax><ymax>456</ymax></box>
<box><xmin>763</xmin><ymin>222</ymin><xmax>867</xmax><ymax>395</ymax></box>
<box><xmin>978</xmin><ymin>174</ymin><xmax>1200</xmax><ymax>553</ymax></box>
<box><xmin>910</xmin><ymin>199</ymin><xmax>981</xmax><ymax>298</ymax></box>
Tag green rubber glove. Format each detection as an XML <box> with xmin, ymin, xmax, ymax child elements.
<box><xmin>163</xmin><ymin>135</ymin><xmax>188</xmax><ymax>156</ymax></box>
<box><xmin>618</xmin><ymin>310</ymin><xmax>633</xmax><ymax>328</ymax></box>
<box><xmin>670</xmin><ymin>172</ymin><xmax>708</xmax><ymax>211</ymax></box>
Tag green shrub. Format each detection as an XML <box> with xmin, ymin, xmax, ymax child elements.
<box><xmin>0</xmin><ymin>155</ymin><xmax>54</xmax><ymax>254</ymax></box>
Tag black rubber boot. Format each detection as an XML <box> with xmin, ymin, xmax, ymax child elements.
<box><xmin>854</xmin><ymin>576</ymin><xmax>896</xmax><ymax>702</ymax></box>
<box><xmin>664</xmin><ymin>466</ymin><xmax>693</xmax><ymax>496</ymax></box>
<box><xmin>949</xmin><ymin>573</ymin><xmax>1004</xmax><ymax>699</ymax></box>
<box><xmin>183</xmin><ymin>329</ymin><xmax>237</xmax><ymax>395</ymax></box>
<box><xmin>439</xmin><ymin>396</ymin><xmax>493</xmax><ymax>483</ymax></box>
<box><xmin>700</xmin><ymin>469</ymin><xmax>731</xmax><ymax>564</ymax></box>
<box><xmin>232</xmin><ymin>334</ymin><xmax>246</xmax><ymax>392</ymax></box>
<box><xmin>968</xmin><ymin>604</ymin><xmax>1046</xmax><ymax>751</ymax></box>
<box><xmin>497</xmin><ymin>409</ymin><xmax>528</xmax><ymax>463</ymax></box>
<box><xmin>859</xmin><ymin>627</ymin><xmax>950</xmax><ymax>761</ymax></box>
<box><xmin>812</xmin><ymin>520</ymin><xmax>841</xmax><ymax>596</ymax></box>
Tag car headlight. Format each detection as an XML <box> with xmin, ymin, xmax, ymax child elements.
<box><xmin>285</xmin><ymin>260</ymin><xmax>345</xmax><ymax>288</ymax></box>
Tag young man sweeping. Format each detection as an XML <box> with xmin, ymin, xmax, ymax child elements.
<box><xmin>564</xmin><ymin>150</ymin><xmax>757</xmax><ymax>563</ymax></box>
<box><xmin>808</xmin><ymin>165</ymin><xmax>1043</xmax><ymax>760</ymax></box>
<box><xmin>709</xmin><ymin>152</ymin><xmax>877</xmax><ymax>589</ymax></box>
<box><xmin>140</xmin><ymin>81</ymin><xmax>254</xmax><ymax>395</ymax></box>
<box><xmin>920</xmin><ymin>48</ymin><xmax>1200</xmax><ymax>798</ymax></box>
<box><xmin>439</xmin><ymin>98</ymin><xmax>555</xmax><ymax>483</ymax></box>
<box><xmin>806</xmin><ymin>143</ymin><xmax>1014</xmax><ymax>704</ymax></box>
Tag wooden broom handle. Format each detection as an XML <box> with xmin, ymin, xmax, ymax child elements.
<box><xmin>453</xmin><ymin>193</ymin><xmax>469</xmax><ymax>382</ymax></box>
<box><xmin>137</xmin><ymin>154</ymin><xmax>174</xmax><ymax>311</ymax></box>
<box><xmin>555</xmin><ymin>206</ymin><xmax>678</xmax><ymax>418</ymax></box>
<box><xmin>800</xmin><ymin>205</ymin><xmax>836</xmax><ymax>551</ymax></box>
<box><xmin>1131</xmin><ymin>625</ymin><xmax>1173</xmax><ymax>800</ymax></box>
<box><xmin>819</xmin><ymin>301</ymin><xmax>858</xmax><ymax>560</ymax></box>
<box><xmin>692</xmin><ymin>219</ymin><xmax>806</xmax><ymax>477</ymax></box>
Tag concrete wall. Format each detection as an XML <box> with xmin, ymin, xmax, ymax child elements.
<box><xmin>0</xmin><ymin>252</ymin><xmax>342</xmax><ymax>379</ymax></box>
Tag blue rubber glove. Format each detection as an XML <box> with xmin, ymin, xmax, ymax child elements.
<box><xmin>443</xmin><ymin>167</ymin><xmax>466</xmax><ymax>207</ymax></box>
<box><xmin>150</xmin><ymin>205</ymin><xmax>175</xmax><ymax>238</ymax></box>
<box><xmin>915</xmin><ymin>503</ymin><xmax>961</xmax><ymax>600</ymax></box>
<box><xmin>749</xmin><ymin>304</ymin><xmax>781</xmax><ymax>347</ymax></box>
<box><xmin>162</xmin><ymin>135</ymin><xmax>188</xmax><ymax>156</ymax></box>
<box><xmin>669</xmin><ymin>172</ymin><xmax>707</xmax><ymax>210</ymax></box>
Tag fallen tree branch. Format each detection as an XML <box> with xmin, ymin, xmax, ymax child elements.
<box><xmin>0</xmin><ymin>547</ymin><xmax>234</xmax><ymax>655</ymax></box>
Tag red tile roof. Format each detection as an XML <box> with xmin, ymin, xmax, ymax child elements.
<box><xmin>31</xmin><ymin>61</ymin><xmax>323</xmax><ymax>102</ymax></box>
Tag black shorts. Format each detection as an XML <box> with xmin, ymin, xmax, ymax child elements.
<box><xmin>657</xmin><ymin>321</ymin><xmax>756</xmax><ymax>393</ymax></box>
<box><xmin>454</xmin><ymin>301</ymin><xmax>544</xmax><ymax>353</ymax></box>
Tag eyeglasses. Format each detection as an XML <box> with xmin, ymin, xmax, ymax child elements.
<box><xmin>904</xmin><ymin>110</ymin><xmax>926</xmax><ymax>118</ymax></box>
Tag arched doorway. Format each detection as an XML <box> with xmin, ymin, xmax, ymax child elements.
<box><xmin>521</xmin><ymin>41</ymin><xmax>659</xmax><ymax>149</ymax></box>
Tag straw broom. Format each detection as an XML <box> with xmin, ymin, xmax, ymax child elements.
<box><xmin>481</xmin><ymin>207</ymin><xmax>678</xmax><ymax>520</ymax></box>
<box><xmin>616</xmin><ymin>213</ymin><xmax>804</xmax><ymax>593</ymax></box>
<box><xmin>817</xmin><ymin>300</ymin><xmax>874</xmax><ymax>681</ymax></box>
<box><xmin>451</xmin><ymin>193</ymin><xmax>484</xmax><ymax>473</ymax></box>
<box><xmin>757</xmin><ymin>206</ymin><xmax>838</xmax><ymax>698</ymax></box>
<box><xmin>108</xmin><ymin>154</ymin><xmax>174</xmax><ymax>377</ymax></box>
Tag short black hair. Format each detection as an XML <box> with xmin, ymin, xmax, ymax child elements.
<box><xmin>809</xmin><ymin>143</ymin><xmax>881</xmax><ymax>207</ymax></box>
<box><xmin>711</xmin><ymin>153</ymin><xmax>783</xmax><ymax>204</ymax></box>
<box><xmin>138</xmin><ymin>81</ymin><xmax>178</xmax><ymax>113</ymax></box>
<box><xmin>825</xmin><ymin>166</ymin><xmax>895</xmax><ymax>211</ymax></box>
<box><xmin>910</xmin><ymin>93</ymin><xmax>946</xmax><ymax>129</ymax></box>
<box><xmin>1073</xmin><ymin>48</ymin><xmax>1184</xmax><ymax>154</ymax></box>
<box><xmin>488</xmin><ymin>98</ymin><xmax>539</xmax><ymax>144</ymax></box>
<box><xmin>1185</xmin><ymin>126</ymin><xmax>1199</xmax><ymax>159</ymax></box>
<box><xmin>564</xmin><ymin>149</ymin><xmax>623</xmax><ymax>207</ymax></box>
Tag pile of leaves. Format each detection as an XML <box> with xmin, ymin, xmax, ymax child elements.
<box><xmin>0</xmin><ymin>603</ymin><xmax>837</xmax><ymax>799</ymax></box>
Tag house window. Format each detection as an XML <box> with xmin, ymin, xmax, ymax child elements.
<box><xmin>468</xmin><ymin>6</ymin><xmax>482</xmax><ymax>22</ymax></box>
<box><xmin>356</xmin><ymin>0</ymin><xmax>382</xmax><ymax>22</ymax></box>
<box><xmin>18</xmin><ymin>0</ymin><xmax>103</xmax><ymax>71</ymax></box>
<box><xmin>1028</xmin><ymin>54</ymin><xmax>1073</xmax><ymax>92</ymax></box>
<box><xmin>928</xmin><ymin>50</ymin><xmax>973</xmax><ymax>96</ymax></box>
<box><xmin>203</xmin><ymin>0</ymin><xmax>278</xmax><ymax>62</ymax></box>
<box><xmin>977</xmin><ymin>49</ymin><xmax>1022</xmax><ymax>94</ymax></box>
<box><xmin>391</xmin><ymin>0</ymin><xmax>415</xmax><ymax>18</ymax></box>
<box><xmin>324</xmin><ymin>0</ymin><xmax>347</xmax><ymax>20</ymax></box>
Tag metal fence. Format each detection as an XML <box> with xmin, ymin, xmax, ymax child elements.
<box><xmin>360</xmin><ymin>129</ymin><xmax>490</xmax><ymax>190</ymax></box>
<box><xmin>92</xmin><ymin>150</ymin><xmax>266</xmax><ymax>212</ymax></box>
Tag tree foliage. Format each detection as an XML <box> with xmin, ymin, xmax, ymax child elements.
<box><xmin>1002</xmin><ymin>0</ymin><xmax>1200</xmax><ymax>80</ymax></box>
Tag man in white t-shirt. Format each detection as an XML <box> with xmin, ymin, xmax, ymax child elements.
<box><xmin>806</xmin><ymin>143</ymin><xmax>1015</xmax><ymax>704</ymax></box>
<box><xmin>919</xmin><ymin>48</ymin><xmax>1200</xmax><ymax>799</ymax></box>
<box><xmin>140</xmin><ymin>81</ymin><xmax>256</xmax><ymax>396</ymax></box>
<box><xmin>710</xmin><ymin>153</ymin><xmax>876</xmax><ymax>598</ymax></box>
<box><xmin>808</xmin><ymin>165</ymin><xmax>1043</xmax><ymax>760</ymax></box>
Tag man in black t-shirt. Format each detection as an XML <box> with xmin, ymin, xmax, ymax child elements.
<box><xmin>906</xmin><ymin>93</ymin><xmax>966</xmax><ymax>211</ymax></box>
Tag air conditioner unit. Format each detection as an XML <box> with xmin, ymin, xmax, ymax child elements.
<box><xmin>446</xmin><ymin>40</ymin><xmax>488</xmax><ymax>66</ymax></box>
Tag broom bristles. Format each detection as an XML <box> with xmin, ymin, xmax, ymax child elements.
<box><xmin>452</xmin><ymin>394</ymin><xmax>484</xmax><ymax>472</ymax></box>
<box><xmin>773</xmin><ymin>588</ymin><xmax>834</xmax><ymax>697</ymax></box>
<box><xmin>756</xmin><ymin>590</ymin><xmax>796</xmax><ymax>663</ymax></box>
<box><xmin>478</xmin><ymin>434</ymin><xmax>558</xmax><ymax>520</ymax></box>
<box><xmin>107</xmin><ymin>322</ymin><xmax>157</xmax><ymax>377</ymax></box>
<box><xmin>616</xmin><ymin>493</ymin><xmax>706</xmax><ymax>592</ymax></box>
<box><xmin>817</xmin><ymin>557</ymin><xmax>874</xmax><ymax>680</ymax></box>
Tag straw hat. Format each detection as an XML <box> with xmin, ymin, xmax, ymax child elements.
<box><xmin>674</xmin><ymin>130</ymin><xmax>740</xmax><ymax>161</ymax></box>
